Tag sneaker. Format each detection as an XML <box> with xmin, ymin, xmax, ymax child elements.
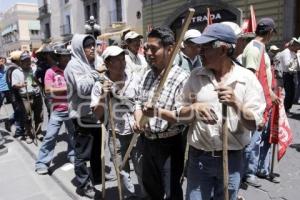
<box><xmin>256</xmin><ymin>171</ymin><xmax>268</xmax><ymax>179</ymax></box>
<box><xmin>25</xmin><ymin>137</ymin><xmax>33</xmax><ymax>144</ymax></box>
<box><xmin>35</xmin><ymin>168</ymin><xmax>48</xmax><ymax>175</ymax></box>
<box><xmin>268</xmin><ymin>173</ymin><xmax>280</xmax><ymax>183</ymax></box>
<box><xmin>77</xmin><ymin>183</ymin><xmax>96</xmax><ymax>199</ymax></box>
<box><xmin>245</xmin><ymin>175</ymin><xmax>262</xmax><ymax>187</ymax></box>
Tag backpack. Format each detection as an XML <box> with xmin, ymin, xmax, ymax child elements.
<box><xmin>5</xmin><ymin>63</ymin><xmax>22</xmax><ymax>103</ymax></box>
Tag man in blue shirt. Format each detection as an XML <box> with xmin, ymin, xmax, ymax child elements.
<box><xmin>0</xmin><ymin>56</ymin><xmax>10</xmax><ymax>107</ymax></box>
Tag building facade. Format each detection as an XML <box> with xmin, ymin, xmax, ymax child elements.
<box><xmin>142</xmin><ymin>0</ymin><xmax>300</xmax><ymax>45</ymax></box>
<box><xmin>0</xmin><ymin>3</ymin><xmax>42</xmax><ymax>56</ymax></box>
<box><xmin>38</xmin><ymin>0</ymin><xmax>85</xmax><ymax>43</ymax></box>
<box><xmin>37</xmin><ymin>0</ymin><xmax>143</xmax><ymax>44</ymax></box>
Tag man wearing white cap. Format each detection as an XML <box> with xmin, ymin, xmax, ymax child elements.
<box><xmin>91</xmin><ymin>46</ymin><xmax>147</xmax><ymax>199</ymax></box>
<box><xmin>174</xmin><ymin>29</ymin><xmax>202</xmax><ymax>72</ymax></box>
<box><xmin>124</xmin><ymin>31</ymin><xmax>148</xmax><ymax>82</ymax></box>
<box><xmin>276</xmin><ymin>37</ymin><xmax>300</xmax><ymax>112</ymax></box>
<box><xmin>11</xmin><ymin>51</ymin><xmax>42</xmax><ymax>144</ymax></box>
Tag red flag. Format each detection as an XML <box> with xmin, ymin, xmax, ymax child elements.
<box><xmin>241</xmin><ymin>5</ymin><xmax>257</xmax><ymax>35</ymax></box>
<box><xmin>256</xmin><ymin>47</ymin><xmax>272</xmax><ymax>124</ymax></box>
<box><xmin>207</xmin><ymin>8</ymin><xmax>213</xmax><ymax>26</ymax></box>
<box><xmin>269</xmin><ymin>88</ymin><xmax>293</xmax><ymax>161</ymax></box>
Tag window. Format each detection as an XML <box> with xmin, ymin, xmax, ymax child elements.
<box><xmin>85</xmin><ymin>5</ymin><xmax>91</xmax><ymax>20</ymax></box>
<box><xmin>45</xmin><ymin>23</ymin><xmax>51</xmax><ymax>39</ymax></box>
<box><xmin>116</xmin><ymin>0</ymin><xmax>122</xmax><ymax>21</ymax></box>
<box><xmin>66</xmin><ymin>15</ymin><xmax>71</xmax><ymax>34</ymax></box>
<box><xmin>93</xmin><ymin>2</ymin><xmax>98</xmax><ymax>22</ymax></box>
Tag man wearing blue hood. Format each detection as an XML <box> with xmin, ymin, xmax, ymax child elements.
<box><xmin>64</xmin><ymin>34</ymin><xmax>102</xmax><ymax>198</ymax></box>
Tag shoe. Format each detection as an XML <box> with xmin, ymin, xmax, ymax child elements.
<box><xmin>245</xmin><ymin>175</ymin><xmax>262</xmax><ymax>187</ymax></box>
<box><xmin>256</xmin><ymin>171</ymin><xmax>268</xmax><ymax>179</ymax></box>
<box><xmin>268</xmin><ymin>173</ymin><xmax>280</xmax><ymax>183</ymax></box>
<box><xmin>35</xmin><ymin>168</ymin><xmax>48</xmax><ymax>175</ymax></box>
<box><xmin>77</xmin><ymin>183</ymin><xmax>96</xmax><ymax>199</ymax></box>
<box><xmin>4</xmin><ymin>120</ymin><xmax>11</xmax><ymax>132</ymax></box>
<box><xmin>25</xmin><ymin>137</ymin><xmax>33</xmax><ymax>144</ymax></box>
<box><xmin>120</xmin><ymin>170</ymin><xmax>135</xmax><ymax>194</ymax></box>
<box><xmin>105</xmin><ymin>173</ymin><xmax>117</xmax><ymax>181</ymax></box>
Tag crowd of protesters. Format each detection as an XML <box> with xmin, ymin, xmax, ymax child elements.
<box><xmin>0</xmin><ymin>16</ymin><xmax>299</xmax><ymax>200</ymax></box>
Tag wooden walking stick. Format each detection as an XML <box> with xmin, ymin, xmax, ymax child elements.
<box><xmin>121</xmin><ymin>8</ymin><xmax>195</xmax><ymax>168</ymax></box>
<box><xmin>100</xmin><ymin>123</ymin><xmax>106</xmax><ymax>199</ymax></box>
<box><xmin>107</xmin><ymin>94</ymin><xmax>123</xmax><ymax>200</ymax></box>
<box><xmin>25</xmin><ymin>82</ymin><xmax>37</xmax><ymax>145</ymax></box>
<box><xmin>270</xmin><ymin>143</ymin><xmax>276</xmax><ymax>179</ymax></box>
<box><xmin>222</xmin><ymin>104</ymin><xmax>229</xmax><ymax>200</ymax></box>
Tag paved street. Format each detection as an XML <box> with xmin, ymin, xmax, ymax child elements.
<box><xmin>0</xmin><ymin>102</ymin><xmax>300</xmax><ymax>200</ymax></box>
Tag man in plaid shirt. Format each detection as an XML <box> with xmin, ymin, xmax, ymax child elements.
<box><xmin>134</xmin><ymin>27</ymin><xmax>189</xmax><ymax>200</ymax></box>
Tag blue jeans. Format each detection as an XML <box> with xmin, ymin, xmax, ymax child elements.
<box><xmin>257</xmin><ymin>120</ymin><xmax>271</xmax><ymax>176</ymax></box>
<box><xmin>186</xmin><ymin>147</ymin><xmax>243</xmax><ymax>200</ymax></box>
<box><xmin>243</xmin><ymin>130</ymin><xmax>261</xmax><ymax>177</ymax></box>
<box><xmin>35</xmin><ymin>110</ymin><xmax>75</xmax><ymax>169</ymax></box>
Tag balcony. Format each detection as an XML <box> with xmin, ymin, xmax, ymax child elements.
<box><xmin>38</xmin><ymin>4</ymin><xmax>50</xmax><ymax>19</ymax></box>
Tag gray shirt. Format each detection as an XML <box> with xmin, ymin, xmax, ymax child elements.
<box><xmin>11</xmin><ymin>67</ymin><xmax>40</xmax><ymax>95</ymax></box>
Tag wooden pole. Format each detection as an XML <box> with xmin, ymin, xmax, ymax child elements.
<box><xmin>25</xmin><ymin>83</ymin><xmax>37</xmax><ymax>145</ymax></box>
<box><xmin>120</xmin><ymin>133</ymin><xmax>140</xmax><ymax>170</ymax></box>
<box><xmin>222</xmin><ymin>104</ymin><xmax>229</xmax><ymax>200</ymax></box>
<box><xmin>100</xmin><ymin>124</ymin><xmax>106</xmax><ymax>199</ymax></box>
<box><xmin>108</xmin><ymin>95</ymin><xmax>123</xmax><ymax>200</ymax></box>
<box><xmin>270</xmin><ymin>143</ymin><xmax>276</xmax><ymax>178</ymax></box>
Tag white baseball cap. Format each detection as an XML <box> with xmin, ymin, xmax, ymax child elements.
<box><xmin>221</xmin><ymin>21</ymin><xmax>242</xmax><ymax>37</ymax></box>
<box><xmin>183</xmin><ymin>29</ymin><xmax>201</xmax><ymax>41</ymax></box>
<box><xmin>102</xmin><ymin>46</ymin><xmax>125</xmax><ymax>61</ymax></box>
<box><xmin>124</xmin><ymin>31</ymin><xmax>143</xmax><ymax>41</ymax></box>
<box><xmin>270</xmin><ymin>45</ymin><xmax>280</xmax><ymax>51</ymax></box>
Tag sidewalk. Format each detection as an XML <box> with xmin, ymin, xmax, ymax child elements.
<box><xmin>0</xmin><ymin>130</ymin><xmax>74</xmax><ymax>200</ymax></box>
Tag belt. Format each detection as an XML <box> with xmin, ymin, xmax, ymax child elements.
<box><xmin>144</xmin><ymin>130</ymin><xmax>180</xmax><ymax>140</ymax></box>
<box><xmin>190</xmin><ymin>146</ymin><xmax>242</xmax><ymax>158</ymax></box>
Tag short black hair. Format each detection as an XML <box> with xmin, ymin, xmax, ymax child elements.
<box><xmin>83</xmin><ymin>36</ymin><xmax>95</xmax><ymax>48</ymax></box>
<box><xmin>147</xmin><ymin>26</ymin><xmax>175</xmax><ymax>47</ymax></box>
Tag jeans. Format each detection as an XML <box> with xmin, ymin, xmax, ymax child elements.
<box><xmin>12</xmin><ymin>94</ymin><xmax>43</xmax><ymax>137</ymax></box>
<box><xmin>186</xmin><ymin>147</ymin><xmax>243</xmax><ymax>200</ymax></box>
<box><xmin>108</xmin><ymin>133</ymin><xmax>145</xmax><ymax>198</ymax></box>
<box><xmin>35</xmin><ymin>110</ymin><xmax>75</xmax><ymax>169</ymax></box>
<box><xmin>243</xmin><ymin>130</ymin><xmax>261</xmax><ymax>177</ymax></box>
<box><xmin>257</xmin><ymin>119</ymin><xmax>271</xmax><ymax>176</ymax></box>
<box><xmin>142</xmin><ymin>134</ymin><xmax>184</xmax><ymax>200</ymax></box>
<box><xmin>72</xmin><ymin>119</ymin><xmax>102</xmax><ymax>188</ymax></box>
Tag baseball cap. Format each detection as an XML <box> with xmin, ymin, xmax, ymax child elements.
<box><xmin>183</xmin><ymin>29</ymin><xmax>201</xmax><ymax>41</ymax></box>
<box><xmin>269</xmin><ymin>45</ymin><xmax>280</xmax><ymax>51</ymax></box>
<box><xmin>220</xmin><ymin>22</ymin><xmax>242</xmax><ymax>37</ymax></box>
<box><xmin>20</xmin><ymin>51</ymin><xmax>31</xmax><ymax>61</ymax></box>
<box><xmin>8</xmin><ymin>50</ymin><xmax>23</xmax><ymax>61</ymax></box>
<box><xmin>256</xmin><ymin>18</ymin><xmax>276</xmax><ymax>33</ymax></box>
<box><xmin>102</xmin><ymin>46</ymin><xmax>125</xmax><ymax>61</ymax></box>
<box><xmin>96</xmin><ymin>40</ymin><xmax>104</xmax><ymax>45</ymax></box>
<box><xmin>54</xmin><ymin>47</ymin><xmax>71</xmax><ymax>55</ymax></box>
<box><xmin>124</xmin><ymin>31</ymin><xmax>143</xmax><ymax>41</ymax></box>
<box><xmin>292</xmin><ymin>37</ymin><xmax>300</xmax><ymax>44</ymax></box>
<box><xmin>191</xmin><ymin>23</ymin><xmax>237</xmax><ymax>44</ymax></box>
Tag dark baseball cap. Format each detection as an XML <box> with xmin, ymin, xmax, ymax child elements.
<box><xmin>20</xmin><ymin>51</ymin><xmax>31</xmax><ymax>61</ymax></box>
<box><xmin>256</xmin><ymin>18</ymin><xmax>277</xmax><ymax>33</ymax></box>
<box><xmin>191</xmin><ymin>23</ymin><xmax>237</xmax><ymax>45</ymax></box>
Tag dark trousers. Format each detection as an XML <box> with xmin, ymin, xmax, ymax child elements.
<box><xmin>283</xmin><ymin>73</ymin><xmax>295</xmax><ymax>111</ymax></box>
<box><xmin>142</xmin><ymin>134</ymin><xmax>184</xmax><ymax>200</ymax></box>
<box><xmin>72</xmin><ymin>119</ymin><xmax>102</xmax><ymax>188</ymax></box>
